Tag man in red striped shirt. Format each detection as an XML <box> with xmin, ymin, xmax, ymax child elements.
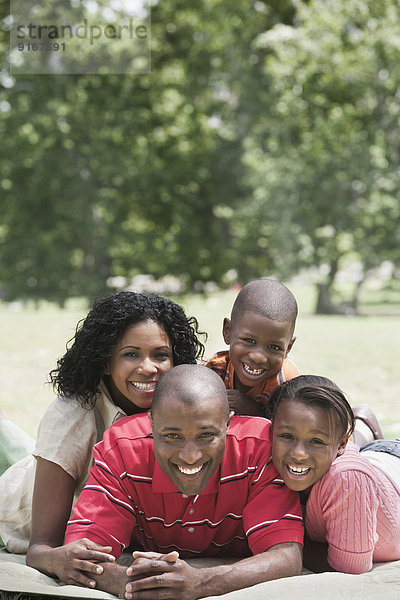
<box><xmin>63</xmin><ymin>365</ymin><xmax>303</xmax><ymax>599</ymax></box>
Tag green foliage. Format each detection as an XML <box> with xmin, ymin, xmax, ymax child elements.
<box><xmin>240</xmin><ymin>0</ymin><xmax>400</xmax><ymax>297</ymax></box>
<box><xmin>1</xmin><ymin>0</ymin><xmax>399</xmax><ymax>308</ymax></box>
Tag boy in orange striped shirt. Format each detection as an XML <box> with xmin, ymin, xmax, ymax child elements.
<box><xmin>205</xmin><ymin>279</ymin><xmax>300</xmax><ymax>416</ymax></box>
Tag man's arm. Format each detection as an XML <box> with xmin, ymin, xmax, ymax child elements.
<box><xmin>64</xmin><ymin>437</ymin><xmax>138</xmax><ymax>558</ymax></box>
<box><xmin>123</xmin><ymin>543</ymin><xmax>302</xmax><ymax>600</ymax></box>
<box><xmin>87</xmin><ymin>562</ymin><xmax>131</xmax><ymax>596</ymax></box>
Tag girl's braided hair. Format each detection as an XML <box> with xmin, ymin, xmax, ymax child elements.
<box><xmin>49</xmin><ymin>291</ymin><xmax>206</xmax><ymax>407</ymax></box>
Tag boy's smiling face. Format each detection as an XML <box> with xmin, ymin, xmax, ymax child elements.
<box><xmin>223</xmin><ymin>310</ymin><xmax>295</xmax><ymax>390</ymax></box>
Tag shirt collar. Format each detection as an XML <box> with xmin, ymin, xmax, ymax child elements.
<box><xmin>97</xmin><ymin>379</ymin><xmax>127</xmax><ymax>427</ymax></box>
<box><xmin>228</xmin><ymin>356</ymin><xmax>280</xmax><ymax>403</ymax></box>
<box><xmin>226</xmin><ymin>356</ymin><xmax>235</xmax><ymax>389</ymax></box>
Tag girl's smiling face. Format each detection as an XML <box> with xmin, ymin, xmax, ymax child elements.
<box><xmin>272</xmin><ymin>400</ymin><xmax>347</xmax><ymax>493</ymax></box>
<box><xmin>104</xmin><ymin>319</ymin><xmax>173</xmax><ymax>414</ymax></box>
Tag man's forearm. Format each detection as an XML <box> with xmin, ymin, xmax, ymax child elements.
<box><xmin>91</xmin><ymin>562</ymin><xmax>129</xmax><ymax>596</ymax></box>
<box><xmin>194</xmin><ymin>542</ymin><xmax>302</xmax><ymax>598</ymax></box>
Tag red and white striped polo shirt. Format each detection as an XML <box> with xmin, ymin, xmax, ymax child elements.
<box><xmin>65</xmin><ymin>414</ymin><xmax>303</xmax><ymax>558</ymax></box>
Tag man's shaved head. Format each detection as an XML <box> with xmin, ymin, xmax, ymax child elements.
<box><xmin>150</xmin><ymin>365</ymin><xmax>231</xmax><ymax>496</ymax></box>
<box><xmin>151</xmin><ymin>364</ymin><xmax>229</xmax><ymax>419</ymax></box>
<box><xmin>231</xmin><ymin>279</ymin><xmax>298</xmax><ymax>334</ymax></box>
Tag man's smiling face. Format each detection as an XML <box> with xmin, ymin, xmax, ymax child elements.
<box><xmin>151</xmin><ymin>393</ymin><xmax>232</xmax><ymax>496</ymax></box>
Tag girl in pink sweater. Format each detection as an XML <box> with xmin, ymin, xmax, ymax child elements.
<box><xmin>268</xmin><ymin>375</ymin><xmax>400</xmax><ymax>574</ymax></box>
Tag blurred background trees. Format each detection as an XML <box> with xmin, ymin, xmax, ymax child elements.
<box><xmin>1</xmin><ymin>0</ymin><xmax>399</xmax><ymax>311</ymax></box>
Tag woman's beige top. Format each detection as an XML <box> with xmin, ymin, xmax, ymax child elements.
<box><xmin>0</xmin><ymin>381</ymin><xmax>125</xmax><ymax>553</ymax></box>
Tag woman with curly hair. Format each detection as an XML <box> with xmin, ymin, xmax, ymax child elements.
<box><xmin>0</xmin><ymin>291</ymin><xmax>205</xmax><ymax>583</ymax></box>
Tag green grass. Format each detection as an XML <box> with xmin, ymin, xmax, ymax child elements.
<box><xmin>1</xmin><ymin>281</ymin><xmax>399</xmax><ymax>438</ymax></box>
<box><xmin>0</xmin><ymin>298</ymin><xmax>88</xmax><ymax>438</ymax></box>
<box><xmin>1</xmin><ymin>595</ymin><xmax>60</xmax><ymax>600</ymax></box>
<box><xmin>0</xmin><ymin>281</ymin><xmax>400</xmax><ymax>600</ymax></box>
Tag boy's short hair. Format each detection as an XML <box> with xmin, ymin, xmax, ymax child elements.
<box><xmin>231</xmin><ymin>279</ymin><xmax>298</xmax><ymax>334</ymax></box>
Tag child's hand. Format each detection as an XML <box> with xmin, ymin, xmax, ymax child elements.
<box><xmin>227</xmin><ymin>389</ymin><xmax>266</xmax><ymax>417</ymax></box>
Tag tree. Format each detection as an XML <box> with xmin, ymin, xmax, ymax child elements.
<box><xmin>1</xmin><ymin>0</ymin><xmax>297</xmax><ymax>302</ymax></box>
<box><xmin>240</xmin><ymin>0</ymin><xmax>400</xmax><ymax>312</ymax></box>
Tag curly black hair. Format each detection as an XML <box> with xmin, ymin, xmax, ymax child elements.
<box><xmin>49</xmin><ymin>291</ymin><xmax>206</xmax><ymax>406</ymax></box>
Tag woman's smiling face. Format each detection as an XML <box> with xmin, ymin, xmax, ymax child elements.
<box><xmin>272</xmin><ymin>400</ymin><xmax>347</xmax><ymax>493</ymax></box>
<box><xmin>105</xmin><ymin>319</ymin><xmax>173</xmax><ymax>414</ymax></box>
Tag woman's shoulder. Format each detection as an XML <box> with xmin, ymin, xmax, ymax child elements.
<box><xmin>36</xmin><ymin>384</ymin><xmax>123</xmax><ymax>455</ymax></box>
<box><xmin>35</xmin><ymin>393</ymin><xmax>98</xmax><ymax>453</ymax></box>
<box><xmin>39</xmin><ymin>393</ymin><xmax>94</xmax><ymax>428</ymax></box>
<box><xmin>34</xmin><ymin>394</ymin><xmax>99</xmax><ymax>480</ymax></box>
<box><xmin>40</xmin><ymin>381</ymin><xmax>117</xmax><ymax>425</ymax></box>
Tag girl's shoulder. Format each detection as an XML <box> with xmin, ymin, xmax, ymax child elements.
<box><xmin>315</xmin><ymin>442</ymin><xmax>385</xmax><ymax>495</ymax></box>
<box><xmin>330</xmin><ymin>441</ymin><xmax>375</xmax><ymax>474</ymax></box>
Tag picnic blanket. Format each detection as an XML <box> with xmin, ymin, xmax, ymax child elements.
<box><xmin>1</xmin><ymin>550</ymin><xmax>400</xmax><ymax>599</ymax></box>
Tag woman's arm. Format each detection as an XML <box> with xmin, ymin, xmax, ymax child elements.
<box><xmin>27</xmin><ymin>455</ymin><xmax>76</xmax><ymax>572</ymax></box>
<box><xmin>27</xmin><ymin>457</ymin><xmax>114</xmax><ymax>585</ymax></box>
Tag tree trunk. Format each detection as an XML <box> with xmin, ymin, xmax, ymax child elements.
<box><xmin>315</xmin><ymin>256</ymin><xmax>341</xmax><ymax>314</ymax></box>
<box><xmin>351</xmin><ymin>278</ymin><xmax>365</xmax><ymax>314</ymax></box>
<box><xmin>315</xmin><ymin>283</ymin><xmax>340</xmax><ymax>314</ymax></box>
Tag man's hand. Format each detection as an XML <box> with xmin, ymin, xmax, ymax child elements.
<box><xmin>227</xmin><ymin>389</ymin><xmax>266</xmax><ymax>417</ymax></box>
<box><xmin>48</xmin><ymin>538</ymin><xmax>115</xmax><ymax>588</ymax></box>
<box><xmin>127</xmin><ymin>543</ymin><xmax>301</xmax><ymax>599</ymax></box>
<box><xmin>125</xmin><ymin>550</ymin><xmax>202</xmax><ymax>600</ymax></box>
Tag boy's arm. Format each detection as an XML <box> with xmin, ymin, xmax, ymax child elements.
<box><xmin>227</xmin><ymin>389</ymin><xmax>266</xmax><ymax>417</ymax></box>
<box><xmin>124</xmin><ymin>542</ymin><xmax>302</xmax><ymax>600</ymax></box>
